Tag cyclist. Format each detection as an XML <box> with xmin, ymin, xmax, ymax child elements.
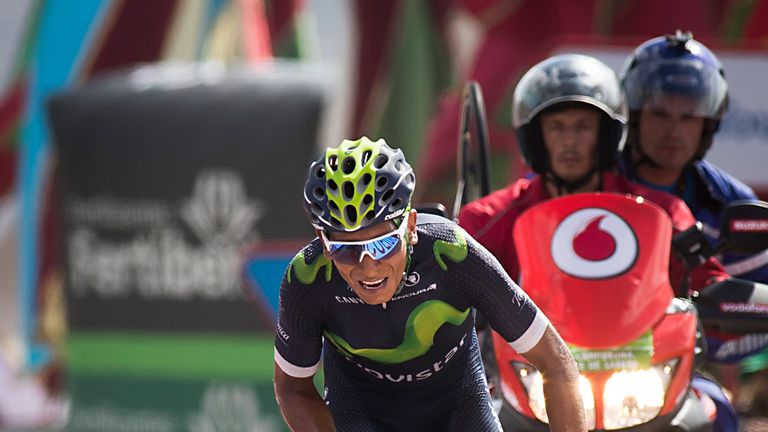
<box><xmin>458</xmin><ymin>54</ymin><xmax>737</xmax><ymax>431</ymax></box>
<box><xmin>273</xmin><ymin>137</ymin><xmax>586</xmax><ymax>431</ymax></box>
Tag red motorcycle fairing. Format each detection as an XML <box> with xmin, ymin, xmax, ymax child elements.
<box><xmin>513</xmin><ymin>193</ymin><xmax>674</xmax><ymax>348</ymax></box>
<box><xmin>490</xmin><ymin>193</ymin><xmax>703</xmax><ymax>430</ymax></box>
<box><xmin>491</xmin><ymin>311</ymin><xmax>700</xmax><ymax>425</ymax></box>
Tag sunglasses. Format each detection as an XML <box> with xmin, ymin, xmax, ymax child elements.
<box><xmin>321</xmin><ymin>222</ymin><xmax>408</xmax><ymax>265</ymax></box>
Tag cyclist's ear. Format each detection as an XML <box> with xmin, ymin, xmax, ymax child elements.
<box><xmin>407</xmin><ymin>209</ymin><xmax>418</xmax><ymax>245</ymax></box>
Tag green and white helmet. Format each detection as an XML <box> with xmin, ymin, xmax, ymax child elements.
<box><xmin>304</xmin><ymin>137</ymin><xmax>416</xmax><ymax>232</ymax></box>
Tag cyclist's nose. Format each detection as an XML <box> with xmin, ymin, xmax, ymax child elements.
<box><xmin>358</xmin><ymin>254</ymin><xmax>381</xmax><ymax>268</ymax></box>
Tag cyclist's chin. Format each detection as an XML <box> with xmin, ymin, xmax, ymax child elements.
<box><xmin>351</xmin><ymin>279</ymin><xmax>398</xmax><ymax>305</ymax></box>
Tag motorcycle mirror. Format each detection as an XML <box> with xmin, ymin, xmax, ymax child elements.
<box><xmin>672</xmin><ymin>222</ymin><xmax>716</xmax><ymax>269</ymax></box>
<box><xmin>452</xmin><ymin>81</ymin><xmax>491</xmax><ymax>222</ymax></box>
<box><xmin>693</xmin><ymin>278</ymin><xmax>768</xmax><ymax>334</ymax></box>
<box><xmin>718</xmin><ymin>200</ymin><xmax>768</xmax><ymax>255</ymax></box>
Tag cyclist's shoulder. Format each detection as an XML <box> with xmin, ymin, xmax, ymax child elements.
<box><xmin>415</xmin><ymin>213</ymin><xmax>471</xmax><ymax>240</ymax></box>
<box><xmin>415</xmin><ymin>213</ymin><xmax>469</xmax><ymax>247</ymax></box>
<box><xmin>413</xmin><ymin>213</ymin><xmax>476</xmax><ymax>269</ymax></box>
<box><xmin>284</xmin><ymin>238</ymin><xmax>336</xmax><ymax>287</ymax></box>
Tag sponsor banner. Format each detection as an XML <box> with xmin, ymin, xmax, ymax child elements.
<box><xmin>67</xmin><ymin>376</ymin><xmax>285</xmax><ymax>432</ymax></box>
<box><xmin>64</xmin><ymin>332</ymin><xmax>289</xmax><ymax>431</ymax></box>
<box><xmin>49</xmin><ymin>63</ymin><xmax>324</xmax><ymax>331</ymax></box>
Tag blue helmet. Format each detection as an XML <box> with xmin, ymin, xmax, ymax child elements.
<box><xmin>621</xmin><ymin>31</ymin><xmax>729</xmax><ymax>159</ymax></box>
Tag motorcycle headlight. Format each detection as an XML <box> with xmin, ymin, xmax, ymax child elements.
<box><xmin>514</xmin><ymin>362</ymin><xmax>596</xmax><ymax>430</ymax></box>
<box><xmin>602</xmin><ymin>359</ymin><xmax>678</xmax><ymax>429</ymax></box>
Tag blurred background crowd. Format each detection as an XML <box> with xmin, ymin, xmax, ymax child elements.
<box><xmin>0</xmin><ymin>0</ymin><xmax>767</xmax><ymax>430</ymax></box>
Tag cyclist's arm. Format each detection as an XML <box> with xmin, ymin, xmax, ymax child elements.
<box><xmin>274</xmin><ymin>243</ymin><xmax>331</xmax><ymax>430</ymax></box>
<box><xmin>274</xmin><ymin>365</ymin><xmax>334</xmax><ymax>432</ymax></box>
<box><xmin>521</xmin><ymin>325</ymin><xmax>587</xmax><ymax>432</ymax></box>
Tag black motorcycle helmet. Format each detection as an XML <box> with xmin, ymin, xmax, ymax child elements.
<box><xmin>513</xmin><ymin>54</ymin><xmax>628</xmax><ymax>181</ymax></box>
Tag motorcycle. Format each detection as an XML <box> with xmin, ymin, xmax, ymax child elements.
<box><xmin>483</xmin><ymin>194</ymin><xmax>768</xmax><ymax>431</ymax></box>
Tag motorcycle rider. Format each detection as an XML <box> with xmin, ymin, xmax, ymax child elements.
<box><xmin>274</xmin><ymin>137</ymin><xmax>587</xmax><ymax>431</ymax></box>
<box><xmin>619</xmin><ymin>31</ymin><xmax>768</xmax><ymax>408</ymax></box>
<box><xmin>458</xmin><ymin>54</ymin><xmax>738</xmax><ymax>431</ymax></box>
<box><xmin>619</xmin><ymin>30</ymin><xmax>768</xmax><ymax>285</ymax></box>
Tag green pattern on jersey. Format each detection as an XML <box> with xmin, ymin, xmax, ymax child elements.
<box><xmin>288</xmin><ymin>251</ymin><xmax>332</xmax><ymax>284</ymax></box>
<box><xmin>324</xmin><ymin>300</ymin><xmax>470</xmax><ymax>364</ymax></box>
<box><xmin>433</xmin><ymin>227</ymin><xmax>468</xmax><ymax>271</ymax></box>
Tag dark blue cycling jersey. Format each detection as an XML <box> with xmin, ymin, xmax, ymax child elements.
<box><xmin>274</xmin><ymin>213</ymin><xmax>548</xmax><ymax>431</ymax></box>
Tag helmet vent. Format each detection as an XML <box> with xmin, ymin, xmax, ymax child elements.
<box><xmin>344</xmin><ymin>205</ymin><xmax>357</xmax><ymax>224</ymax></box>
<box><xmin>373</xmin><ymin>154</ymin><xmax>389</xmax><ymax>169</ymax></box>
<box><xmin>328</xmin><ymin>200</ymin><xmax>339</xmax><ymax>214</ymax></box>
<box><xmin>342</xmin><ymin>181</ymin><xmax>355</xmax><ymax>200</ymax></box>
<box><xmin>405</xmin><ymin>173</ymin><xmax>415</xmax><ymax>186</ymax></box>
<box><xmin>328</xmin><ymin>155</ymin><xmax>339</xmax><ymax>171</ymax></box>
<box><xmin>328</xmin><ymin>179</ymin><xmax>338</xmax><ymax>191</ymax></box>
<box><xmin>331</xmin><ymin>217</ymin><xmax>343</xmax><ymax>228</ymax></box>
<box><xmin>357</xmin><ymin>174</ymin><xmax>372</xmax><ymax>193</ymax></box>
<box><xmin>362</xmin><ymin>194</ymin><xmax>373</xmax><ymax>206</ymax></box>
<box><xmin>312</xmin><ymin>187</ymin><xmax>325</xmax><ymax>200</ymax></box>
<box><xmin>376</xmin><ymin>176</ymin><xmax>388</xmax><ymax>190</ymax></box>
<box><xmin>395</xmin><ymin>160</ymin><xmax>405</xmax><ymax>172</ymax></box>
<box><xmin>380</xmin><ymin>189</ymin><xmax>394</xmax><ymax>205</ymax></box>
<box><xmin>342</xmin><ymin>157</ymin><xmax>356</xmax><ymax>174</ymax></box>
<box><xmin>310</xmin><ymin>203</ymin><xmax>324</xmax><ymax>216</ymax></box>
<box><xmin>314</xmin><ymin>164</ymin><xmax>325</xmax><ymax>178</ymax></box>
<box><xmin>362</xmin><ymin>150</ymin><xmax>373</xmax><ymax>165</ymax></box>
<box><xmin>390</xmin><ymin>198</ymin><xmax>402</xmax><ymax>211</ymax></box>
<box><xmin>365</xmin><ymin>211</ymin><xmax>375</xmax><ymax>221</ymax></box>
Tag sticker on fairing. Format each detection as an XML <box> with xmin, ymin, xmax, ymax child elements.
<box><xmin>568</xmin><ymin>332</ymin><xmax>653</xmax><ymax>372</ymax></box>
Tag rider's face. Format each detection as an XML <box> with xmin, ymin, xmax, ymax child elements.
<box><xmin>323</xmin><ymin>210</ymin><xmax>417</xmax><ymax>305</ymax></box>
<box><xmin>540</xmin><ymin>107</ymin><xmax>601</xmax><ymax>182</ymax></box>
<box><xmin>637</xmin><ymin>95</ymin><xmax>704</xmax><ymax>174</ymax></box>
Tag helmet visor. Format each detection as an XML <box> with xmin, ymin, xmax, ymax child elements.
<box><xmin>623</xmin><ymin>58</ymin><xmax>727</xmax><ymax>119</ymax></box>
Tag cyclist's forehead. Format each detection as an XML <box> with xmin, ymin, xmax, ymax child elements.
<box><xmin>327</xmin><ymin>221</ymin><xmax>397</xmax><ymax>242</ymax></box>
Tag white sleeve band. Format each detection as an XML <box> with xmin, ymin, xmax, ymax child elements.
<box><xmin>508</xmin><ymin>309</ymin><xmax>549</xmax><ymax>354</ymax></box>
<box><xmin>274</xmin><ymin>349</ymin><xmax>321</xmax><ymax>378</ymax></box>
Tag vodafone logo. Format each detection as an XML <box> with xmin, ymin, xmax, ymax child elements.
<box><xmin>551</xmin><ymin>208</ymin><xmax>638</xmax><ymax>279</ymax></box>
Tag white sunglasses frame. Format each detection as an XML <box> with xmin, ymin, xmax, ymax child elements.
<box><xmin>320</xmin><ymin>221</ymin><xmax>409</xmax><ymax>263</ymax></box>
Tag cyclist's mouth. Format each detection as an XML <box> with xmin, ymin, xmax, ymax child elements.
<box><xmin>360</xmin><ymin>278</ymin><xmax>387</xmax><ymax>290</ymax></box>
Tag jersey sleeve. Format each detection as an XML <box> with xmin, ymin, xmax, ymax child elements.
<box><xmin>451</xmin><ymin>226</ymin><xmax>549</xmax><ymax>353</ymax></box>
<box><xmin>273</xmin><ymin>247</ymin><xmax>328</xmax><ymax>378</ymax></box>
